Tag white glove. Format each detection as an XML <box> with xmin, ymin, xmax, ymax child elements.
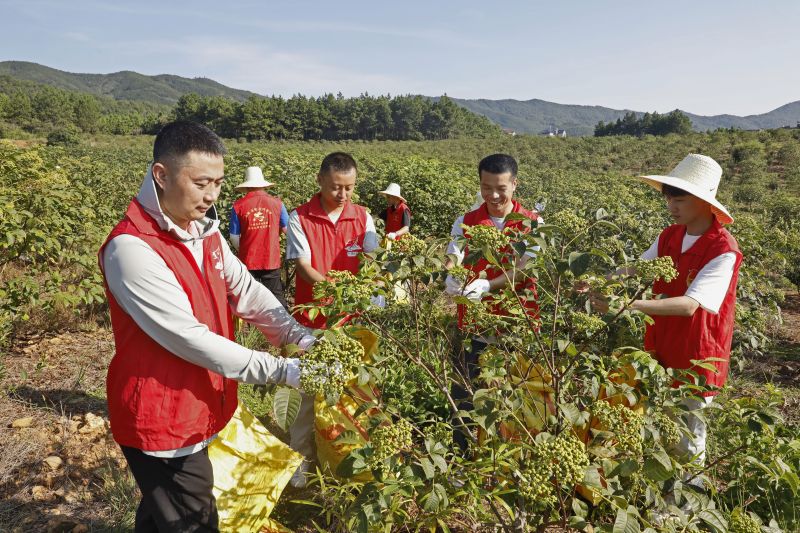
<box><xmin>297</xmin><ymin>334</ymin><xmax>317</xmax><ymax>352</ymax></box>
<box><xmin>445</xmin><ymin>274</ymin><xmax>462</xmax><ymax>295</ymax></box>
<box><xmin>462</xmin><ymin>279</ymin><xmax>491</xmax><ymax>302</ymax></box>
<box><xmin>285</xmin><ymin>358</ymin><xmax>301</xmax><ymax>388</ymax></box>
<box><xmin>387</xmin><ymin>232</ymin><xmax>397</xmax><ymax>241</ymax></box>
<box><xmin>370</xmin><ymin>295</ymin><xmax>387</xmax><ymax>308</ymax></box>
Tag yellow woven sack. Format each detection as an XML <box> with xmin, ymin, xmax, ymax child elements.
<box><xmin>314</xmin><ymin>327</ymin><xmax>380</xmax><ymax>479</ymax></box>
<box><xmin>209</xmin><ymin>401</ymin><xmax>303</xmax><ymax>533</ymax></box>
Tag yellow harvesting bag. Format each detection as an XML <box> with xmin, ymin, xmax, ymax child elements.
<box><xmin>315</xmin><ymin>327</ymin><xmax>380</xmax><ymax>479</ymax></box>
<box><xmin>209</xmin><ymin>401</ymin><xmax>303</xmax><ymax>533</ymax></box>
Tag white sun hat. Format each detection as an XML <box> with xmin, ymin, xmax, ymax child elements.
<box><xmin>470</xmin><ymin>189</ymin><xmax>484</xmax><ymax>211</ymax></box>
<box><xmin>235</xmin><ymin>166</ymin><xmax>275</xmax><ymax>191</ymax></box>
<box><xmin>639</xmin><ymin>154</ymin><xmax>733</xmax><ymax>225</ymax></box>
<box><xmin>379</xmin><ymin>183</ymin><xmax>406</xmax><ymax>203</ymax></box>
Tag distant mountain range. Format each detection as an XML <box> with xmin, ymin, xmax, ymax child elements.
<box><xmin>0</xmin><ymin>61</ymin><xmax>256</xmax><ymax>105</ymax></box>
<box><xmin>2</xmin><ymin>61</ymin><xmax>799</xmax><ymax>136</ymax></box>
<box><xmin>449</xmin><ymin>98</ymin><xmax>800</xmax><ymax>136</ymax></box>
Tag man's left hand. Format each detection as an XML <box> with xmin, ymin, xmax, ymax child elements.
<box><xmin>462</xmin><ymin>279</ymin><xmax>491</xmax><ymax>302</ymax></box>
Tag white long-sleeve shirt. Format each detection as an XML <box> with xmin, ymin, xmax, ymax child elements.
<box><xmin>102</xmin><ymin>170</ymin><xmax>314</xmax><ymax>456</ymax></box>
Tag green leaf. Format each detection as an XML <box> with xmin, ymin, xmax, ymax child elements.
<box><xmin>272</xmin><ymin>386</ymin><xmax>301</xmax><ymax>431</ymax></box>
<box><xmin>417</xmin><ymin>457</ymin><xmax>436</xmax><ymax>480</ymax></box>
<box><xmin>595</xmin><ymin>219</ymin><xmax>621</xmax><ymax>233</ymax></box>
<box><xmin>582</xmin><ymin>465</ymin><xmax>604</xmax><ymax>489</ymax></box>
<box><xmin>568</xmin><ymin>251</ymin><xmax>591</xmax><ymax>276</ymax></box>
<box><xmin>698</xmin><ymin>509</ymin><xmax>728</xmax><ymax>533</ymax></box>
<box><xmin>333</xmin><ymin>430</ymin><xmax>363</xmax><ymax>446</ymax></box>
<box><xmin>572</xmin><ymin>497</ymin><xmax>588</xmax><ymax>518</ymax></box>
<box><xmin>420</xmin><ymin>483</ymin><xmax>448</xmax><ymax>513</ymax></box>
<box><xmin>336</xmin><ymin>448</ymin><xmax>371</xmax><ymax>477</ymax></box>
<box><xmin>609</xmin><ymin>459</ymin><xmax>639</xmax><ymax>478</ymax></box>
<box><xmin>643</xmin><ymin>448</ymin><xmax>673</xmax><ymax>481</ymax></box>
<box><xmin>612</xmin><ymin>508</ymin><xmax>640</xmax><ymax>533</ymax></box>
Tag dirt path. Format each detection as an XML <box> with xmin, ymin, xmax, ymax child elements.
<box><xmin>737</xmin><ymin>292</ymin><xmax>800</xmax><ymax>425</ymax></box>
<box><xmin>0</xmin><ymin>328</ymin><xmax>128</xmax><ymax>533</ymax></box>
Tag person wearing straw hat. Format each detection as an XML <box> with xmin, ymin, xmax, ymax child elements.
<box><xmin>633</xmin><ymin>153</ymin><xmax>742</xmax><ymax>468</ymax></box>
<box><xmin>230</xmin><ymin>166</ymin><xmax>290</xmax><ymax>309</ymax></box>
<box><xmin>378</xmin><ymin>183</ymin><xmax>411</xmax><ymax>241</ymax></box>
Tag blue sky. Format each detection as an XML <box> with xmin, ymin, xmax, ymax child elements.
<box><xmin>1</xmin><ymin>0</ymin><xmax>798</xmax><ymax>116</ymax></box>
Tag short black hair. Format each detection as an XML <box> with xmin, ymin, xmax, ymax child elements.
<box><xmin>319</xmin><ymin>152</ymin><xmax>357</xmax><ymax>176</ymax></box>
<box><xmin>661</xmin><ymin>184</ymin><xmax>691</xmax><ymax>198</ymax></box>
<box><xmin>478</xmin><ymin>153</ymin><xmax>517</xmax><ymax>178</ymax></box>
<box><xmin>153</xmin><ymin>120</ymin><xmax>227</xmax><ymax>165</ymax></box>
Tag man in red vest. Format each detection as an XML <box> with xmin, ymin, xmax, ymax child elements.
<box><xmin>284</xmin><ymin>151</ymin><xmax>377</xmax><ymax>485</ymax></box>
<box><xmin>444</xmin><ymin>154</ymin><xmax>542</xmax><ymax>449</ymax></box>
<box><xmin>230</xmin><ymin>166</ymin><xmax>290</xmax><ymax>308</ymax></box>
<box><xmin>99</xmin><ymin>121</ymin><xmax>318</xmax><ymax>531</ymax></box>
<box><xmin>632</xmin><ymin>154</ymin><xmax>742</xmax><ymax>468</ymax></box>
<box><xmin>378</xmin><ymin>182</ymin><xmax>411</xmax><ymax>241</ymax></box>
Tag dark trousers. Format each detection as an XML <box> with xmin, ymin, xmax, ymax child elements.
<box><xmin>451</xmin><ymin>338</ymin><xmax>488</xmax><ymax>450</ymax></box>
<box><xmin>121</xmin><ymin>446</ymin><xmax>219</xmax><ymax>533</ymax></box>
<box><xmin>251</xmin><ymin>268</ymin><xmax>288</xmax><ymax>310</ymax></box>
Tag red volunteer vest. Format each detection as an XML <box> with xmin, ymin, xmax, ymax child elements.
<box><xmin>233</xmin><ymin>190</ymin><xmax>283</xmax><ymax>270</ymax></box>
<box><xmin>98</xmin><ymin>199</ymin><xmax>237</xmax><ymax>450</ymax></box>
<box><xmin>385</xmin><ymin>202</ymin><xmax>411</xmax><ymax>233</ymax></box>
<box><xmin>294</xmin><ymin>194</ymin><xmax>368</xmax><ymax>328</ymax></box>
<box><xmin>457</xmin><ymin>201</ymin><xmax>539</xmax><ymax>329</ymax></box>
<box><xmin>644</xmin><ymin>219</ymin><xmax>742</xmax><ymax>395</ymax></box>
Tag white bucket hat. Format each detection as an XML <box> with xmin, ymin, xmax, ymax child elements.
<box><xmin>639</xmin><ymin>154</ymin><xmax>733</xmax><ymax>225</ymax></box>
<box><xmin>235</xmin><ymin>166</ymin><xmax>275</xmax><ymax>191</ymax></box>
<box><xmin>379</xmin><ymin>183</ymin><xmax>405</xmax><ymax>203</ymax></box>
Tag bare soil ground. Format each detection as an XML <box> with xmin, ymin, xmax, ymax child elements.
<box><xmin>1</xmin><ymin>298</ymin><xmax>799</xmax><ymax>532</ymax></box>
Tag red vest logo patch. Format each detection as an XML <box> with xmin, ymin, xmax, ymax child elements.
<box><xmin>245</xmin><ymin>207</ymin><xmax>271</xmax><ymax>230</ymax></box>
<box><xmin>345</xmin><ymin>240</ymin><xmax>362</xmax><ymax>257</ymax></box>
<box><xmin>211</xmin><ymin>248</ymin><xmax>224</xmax><ymax>278</ymax></box>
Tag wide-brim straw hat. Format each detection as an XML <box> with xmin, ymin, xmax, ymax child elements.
<box><xmin>639</xmin><ymin>154</ymin><xmax>733</xmax><ymax>225</ymax></box>
<box><xmin>379</xmin><ymin>183</ymin><xmax>406</xmax><ymax>203</ymax></box>
<box><xmin>235</xmin><ymin>166</ymin><xmax>275</xmax><ymax>190</ymax></box>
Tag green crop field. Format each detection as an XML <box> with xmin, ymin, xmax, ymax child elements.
<box><xmin>1</xmin><ymin>129</ymin><xmax>799</xmax><ymax>532</ymax></box>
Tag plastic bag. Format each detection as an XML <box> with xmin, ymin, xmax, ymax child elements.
<box><xmin>209</xmin><ymin>401</ymin><xmax>303</xmax><ymax>533</ymax></box>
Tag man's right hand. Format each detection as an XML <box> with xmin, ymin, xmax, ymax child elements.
<box><xmin>445</xmin><ymin>275</ymin><xmax>462</xmax><ymax>295</ymax></box>
<box><xmin>573</xmin><ymin>281</ymin><xmax>609</xmax><ymax>314</ymax></box>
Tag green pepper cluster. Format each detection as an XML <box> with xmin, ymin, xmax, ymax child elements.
<box><xmin>651</xmin><ymin>411</ymin><xmax>681</xmax><ymax>446</ymax></box>
<box><xmin>465</xmin><ymin>224</ymin><xmax>510</xmax><ymax>252</ymax></box>
<box><xmin>369</xmin><ymin>418</ymin><xmax>414</xmax><ymax>470</ymax></box>
<box><xmin>729</xmin><ymin>507</ymin><xmax>760</xmax><ymax>533</ymax></box>
<box><xmin>447</xmin><ymin>264</ymin><xmax>470</xmax><ymax>283</ymax></box>
<box><xmin>519</xmin><ymin>433</ymin><xmax>589</xmax><ymax>507</ymax></box>
<box><xmin>313</xmin><ymin>269</ymin><xmax>374</xmax><ymax>302</ymax></box>
<box><xmin>549</xmin><ymin>210</ymin><xmax>589</xmax><ymax>234</ymax></box>
<box><xmin>571</xmin><ymin>311</ymin><xmax>606</xmax><ymax>335</ymax></box>
<box><xmin>592</xmin><ymin>400</ymin><xmax>644</xmax><ymax>456</ymax></box>
<box><xmin>299</xmin><ymin>331</ymin><xmax>365</xmax><ymax>398</ymax></box>
<box><xmin>636</xmin><ymin>256</ymin><xmax>678</xmax><ymax>283</ymax></box>
<box><xmin>423</xmin><ymin>421</ymin><xmax>453</xmax><ymax>447</ymax></box>
<box><xmin>387</xmin><ymin>234</ymin><xmax>427</xmax><ymax>260</ymax></box>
